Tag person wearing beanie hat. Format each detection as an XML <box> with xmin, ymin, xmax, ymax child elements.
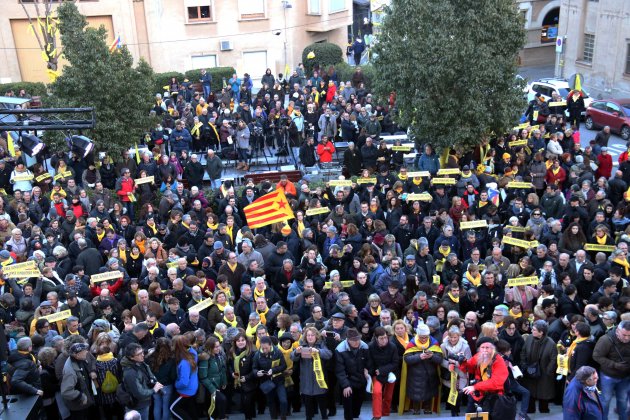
<box><xmin>398</xmin><ymin>321</ymin><xmax>443</xmax><ymax>415</ymax></box>
<box><xmin>60</xmin><ymin>340</ymin><xmax>95</xmax><ymax>415</ymax></box>
<box><xmin>335</xmin><ymin>327</ymin><xmax>369</xmax><ymax>420</ymax></box>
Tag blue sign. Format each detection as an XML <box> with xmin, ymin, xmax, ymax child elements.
<box><xmin>547</xmin><ymin>26</ymin><xmax>558</xmax><ymax>39</ymax></box>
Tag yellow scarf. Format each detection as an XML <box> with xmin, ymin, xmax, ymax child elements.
<box><xmin>370</xmin><ymin>204</ymin><xmax>379</xmax><ymax>213</ymax></box>
<box><xmin>508</xmin><ymin>309</ymin><xmax>523</xmax><ymax>319</ymax></box>
<box><xmin>447</xmin><ymin>292</ymin><xmax>459</xmax><ymax>303</ymax></box>
<box><xmin>190</xmin><ymin>122</ymin><xmax>203</xmax><ymax>137</ymax></box>
<box><xmin>226</xmin><ymin>226</ymin><xmax>234</xmax><ymax>240</ymax></box>
<box><xmin>254</xmin><ymin>287</ymin><xmax>266</xmax><ymax>300</ymax></box>
<box><xmin>208</xmin><ymin>222</ymin><xmax>219</xmax><ymax>231</ymax></box>
<box><xmin>216</xmin><ymin>303</ymin><xmax>226</xmax><ymax>313</ymax></box>
<box><xmin>96</xmin><ymin>352</ymin><xmax>115</xmax><ymax>362</ymax></box>
<box><xmin>97</xmin><ymin>231</ymin><xmax>105</xmax><ymax>243</ymax></box>
<box><xmin>217</xmin><ymin>283</ymin><xmax>232</xmax><ymax>300</ymax></box>
<box><xmin>214</xmin><ymin>331</ymin><xmax>224</xmax><ymax>343</ymax></box>
<box><xmin>227</xmin><ymin>262</ymin><xmax>238</xmax><ymax>272</ymax></box>
<box><xmin>149</xmin><ymin>323</ymin><xmax>160</xmax><ymax>335</ymax></box>
<box><xmin>118</xmin><ymin>248</ymin><xmax>128</xmax><ymax>263</ymax></box>
<box><xmin>278</xmin><ymin>345</ymin><xmax>294</xmax><ymax>387</ymax></box>
<box><xmin>370</xmin><ymin>305</ymin><xmax>382</xmax><ymax>317</ymax></box>
<box><xmin>18</xmin><ymin>350</ymin><xmax>36</xmax><ymax>364</ymax></box>
<box><xmin>465</xmin><ymin>271</ymin><xmax>481</xmax><ymax>287</ymax></box>
<box><xmin>223</xmin><ymin>316</ymin><xmax>238</xmax><ymax>328</ymax></box>
<box><xmin>257</xmin><ymin>308</ymin><xmax>269</xmax><ymax>325</ymax></box>
<box><xmin>398</xmin><ymin>338</ymin><xmax>443</xmax><ymax>415</ymax></box>
<box><xmin>297</xmin><ymin>221</ymin><xmax>305</xmax><ymax>238</ymax></box>
<box><xmin>69</xmin><ymin>330</ymin><xmax>79</xmax><ymax>335</ymax></box>
<box><xmin>396</xmin><ymin>332</ymin><xmax>409</xmax><ymax>349</ymax></box>
<box><xmin>147</xmin><ymin>223</ymin><xmax>157</xmax><ymax>235</ymax></box>
<box><xmin>233</xmin><ymin>348</ymin><xmax>250</xmax><ymax>387</ymax></box>
<box><xmin>439</xmin><ymin>246</ymin><xmax>450</xmax><ymax>259</ymax></box>
<box><xmin>246</xmin><ymin>322</ymin><xmax>260</xmax><ymax>338</ymax></box>
<box><xmin>613</xmin><ymin>257</ymin><xmax>630</xmax><ymax>276</ymax></box>
<box><xmin>552</xmin><ymin>167</ymin><xmax>560</xmax><ymax>175</ymax></box>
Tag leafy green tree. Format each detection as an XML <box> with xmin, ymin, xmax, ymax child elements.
<box><xmin>46</xmin><ymin>1</ymin><xmax>155</xmax><ymax>157</ymax></box>
<box><xmin>373</xmin><ymin>0</ymin><xmax>526</xmax><ymax>152</ymax></box>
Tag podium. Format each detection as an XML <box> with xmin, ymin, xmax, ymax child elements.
<box><xmin>0</xmin><ymin>394</ymin><xmax>41</xmax><ymax>420</ymax></box>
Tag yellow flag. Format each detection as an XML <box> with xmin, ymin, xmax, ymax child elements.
<box><xmin>574</xmin><ymin>74</ymin><xmax>582</xmax><ymax>92</ymax></box>
<box><xmin>284</xmin><ymin>63</ymin><xmax>290</xmax><ymax>78</ymax></box>
<box><xmin>7</xmin><ymin>133</ymin><xmax>16</xmax><ymax>157</ymax></box>
<box><xmin>134</xmin><ymin>143</ymin><xmax>141</xmax><ymax>164</ymax></box>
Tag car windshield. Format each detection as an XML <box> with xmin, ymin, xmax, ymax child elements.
<box><xmin>622</xmin><ymin>104</ymin><xmax>630</xmax><ymax>115</ymax></box>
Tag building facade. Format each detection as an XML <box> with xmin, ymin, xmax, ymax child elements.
<box><xmin>516</xmin><ymin>0</ymin><xmax>562</xmax><ymax>66</ymax></box>
<box><xmin>558</xmin><ymin>0</ymin><xmax>630</xmax><ymax>98</ymax></box>
<box><xmin>0</xmin><ymin>0</ymin><xmax>352</xmax><ymax>86</ymax></box>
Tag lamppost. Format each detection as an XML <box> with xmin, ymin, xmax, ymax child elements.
<box><xmin>281</xmin><ymin>0</ymin><xmax>292</xmax><ymax>76</ymax></box>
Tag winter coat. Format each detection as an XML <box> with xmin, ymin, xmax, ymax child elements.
<box><xmin>205</xmin><ymin>156</ymin><xmax>224</xmax><ymax>181</ymax></box>
<box><xmin>8</xmin><ymin>350</ymin><xmax>42</xmax><ymax>395</ymax></box>
<box><xmin>375</xmin><ymin>267</ymin><xmax>406</xmax><ymax>294</ymax></box>
<box><xmin>528</xmin><ymin>160</ymin><xmax>547</xmax><ymax>190</ymax></box>
<box><xmin>335</xmin><ymin>339</ymin><xmax>369</xmax><ymax>389</ymax></box>
<box><xmin>291</xmin><ymin>341</ymin><xmax>332</xmax><ymax>396</ymax></box>
<box><xmin>418</xmin><ymin>153</ymin><xmax>440</xmax><ymax>175</ymax></box>
<box><xmin>519</xmin><ymin>335</ymin><xmax>558</xmax><ymax>399</ymax></box>
<box><xmin>252</xmin><ymin>346</ymin><xmax>287</xmax><ymax>385</ymax></box>
<box><xmin>60</xmin><ymin>357</ymin><xmax>95</xmax><ymax>412</ymax></box>
<box><xmin>459</xmin><ymin>352</ymin><xmax>509</xmax><ymax>401</ymax></box>
<box><xmin>568</xmin><ymin>338</ymin><xmax>596</xmax><ymax>381</ymax></box>
<box><xmin>592</xmin><ymin>329</ymin><xmax>630</xmax><ymax>379</ymax></box>
<box><xmin>440</xmin><ymin>338</ymin><xmax>472</xmax><ymax>390</ymax></box>
<box><xmin>198</xmin><ymin>352</ymin><xmax>227</xmax><ymax>394</ymax></box>
<box><xmin>229</xmin><ymin>348</ymin><xmax>258</xmax><ymax>392</ymax></box>
<box><xmin>403</xmin><ymin>337</ymin><xmax>443</xmax><ymax>401</ymax></box>
<box><xmin>562</xmin><ymin>376</ymin><xmax>604</xmax><ymax>420</ymax></box>
<box><xmin>121</xmin><ymin>356</ymin><xmax>157</xmax><ymax>410</ymax></box>
<box><xmin>367</xmin><ymin>340</ymin><xmax>400</xmax><ymax>384</ymax></box>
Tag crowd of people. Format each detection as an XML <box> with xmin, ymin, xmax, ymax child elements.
<box><xmin>0</xmin><ymin>62</ymin><xmax>630</xmax><ymax>420</ymax></box>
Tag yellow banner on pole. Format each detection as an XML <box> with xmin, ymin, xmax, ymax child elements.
<box><xmin>42</xmin><ymin>309</ymin><xmax>72</xmax><ymax>323</ymax></box>
<box><xmin>306</xmin><ymin>207</ymin><xmax>330</xmax><ymax>216</ymax></box>
<box><xmin>583</xmin><ymin>244</ymin><xmax>616</xmax><ymax>252</ymax></box>
<box><xmin>460</xmin><ymin>220</ymin><xmax>488</xmax><ymax>230</ymax></box>
<box><xmin>91</xmin><ymin>271</ymin><xmax>123</xmax><ymax>283</ymax></box>
<box><xmin>507</xmin><ymin>276</ymin><xmax>539</xmax><ymax>287</ymax></box>
<box><xmin>188</xmin><ymin>298</ymin><xmax>214</xmax><ymax>312</ymax></box>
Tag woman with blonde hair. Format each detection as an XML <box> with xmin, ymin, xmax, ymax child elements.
<box><xmin>478</xmin><ymin>322</ymin><xmax>498</xmax><ymax>344</ymax></box>
<box><xmin>291</xmin><ymin>326</ymin><xmax>332</xmax><ymax>420</ymax></box>
<box><xmin>145</xmin><ymin>238</ymin><xmax>168</xmax><ymax>267</ymax></box>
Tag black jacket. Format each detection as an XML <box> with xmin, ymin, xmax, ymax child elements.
<box><xmin>252</xmin><ymin>347</ymin><xmax>287</xmax><ymax>384</ymax></box>
<box><xmin>367</xmin><ymin>340</ymin><xmax>399</xmax><ymax>384</ymax></box>
<box><xmin>8</xmin><ymin>350</ymin><xmax>42</xmax><ymax>395</ymax></box>
<box><xmin>335</xmin><ymin>340</ymin><xmax>369</xmax><ymax>389</ymax></box>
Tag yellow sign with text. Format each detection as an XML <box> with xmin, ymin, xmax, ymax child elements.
<box><xmin>502</xmin><ymin>236</ymin><xmax>537</xmax><ymax>249</ymax></box>
<box><xmin>42</xmin><ymin>310</ymin><xmax>72</xmax><ymax>323</ymax></box>
<box><xmin>2</xmin><ymin>260</ymin><xmax>37</xmax><ymax>275</ymax></box>
<box><xmin>188</xmin><ymin>297</ymin><xmax>215</xmax><ymax>312</ymax></box>
<box><xmin>507</xmin><ymin>182</ymin><xmax>533</xmax><ymax>189</ymax></box>
<box><xmin>306</xmin><ymin>207</ymin><xmax>330</xmax><ymax>216</ymax></box>
<box><xmin>507</xmin><ymin>276</ymin><xmax>539</xmax><ymax>287</ymax></box>
<box><xmin>407</xmin><ymin>171</ymin><xmax>431</xmax><ymax>178</ymax></box>
<box><xmin>91</xmin><ymin>271</ymin><xmax>123</xmax><ymax>283</ymax></box>
<box><xmin>583</xmin><ymin>244</ymin><xmax>616</xmax><ymax>252</ymax></box>
<box><xmin>406</xmin><ymin>193</ymin><xmax>433</xmax><ymax>202</ymax></box>
<box><xmin>356</xmin><ymin>178</ymin><xmax>377</xmax><ymax>184</ymax></box>
<box><xmin>329</xmin><ymin>180</ymin><xmax>353</xmax><ymax>187</ymax></box>
<box><xmin>432</xmin><ymin>177</ymin><xmax>456</xmax><ymax>185</ymax></box>
<box><xmin>437</xmin><ymin>168</ymin><xmax>461</xmax><ymax>175</ymax></box>
<box><xmin>460</xmin><ymin>220</ymin><xmax>488</xmax><ymax>230</ymax></box>
<box><xmin>134</xmin><ymin>176</ymin><xmax>155</xmax><ymax>185</ymax></box>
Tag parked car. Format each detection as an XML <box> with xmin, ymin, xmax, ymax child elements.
<box><xmin>525</xmin><ymin>78</ymin><xmax>593</xmax><ymax>118</ymax></box>
<box><xmin>585</xmin><ymin>99</ymin><xmax>630</xmax><ymax>140</ymax></box>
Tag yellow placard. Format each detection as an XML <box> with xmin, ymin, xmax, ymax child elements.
<box><xmin>514</xmin><ymin>123</ymin><xmax>530</xmax><ymax>130</ymax></box>
<box><xmin>42</xmin><ymin>309</ymin><xmax>72</xmax><ymax>323</ymax></box>
<box><xmin>432</xmin><ymin>177</ymin><xmax>456</xmax><ymax>185</ymax></box>
<box><xmin>2</xmin><ymin>260</ymin><xmax>37</xmax><ymax>275</ymax></box>
<box><xmin>583</xmin><ymin>244</ymin><xmax>616</xmax><ymax>252</ymax></box>
<box><xmin>323</xmin><ymin>280</ymin><xmax>355</xmax><ymax>290</ymax></box>
<box><xmin>507</xmin><ymin>182</ymin><xmax>533</xmax><ymax>189</ymax></box>
<box><xmin>134</xmin><ymin>176</ymin><xmax>155</xmax><ymax>185</ymax></box>
<box><xmin>35</xmin><ymin>173</ymin><xmax>52</xmax><ymax>182</ymax></box>
<box><xmin>508</xmin><ymin>140</ymin><xmax>528</xmax><ymax>147</ymax></box>
<box><xmin>12</xmin><ymin>173</ymin><xmax>34</xmax><ymax>182</ymax></box>
<box><xmin>356</xmin><ymin>177</ymin><xmax>377</xmax><ymax>184</ymax></box>
<box><xmin>166</xmin><ymin>261</ymin><xmax>178</xmax><ymax>269</ymax></box>
<box><xmin>9</xmin><ymin>269</ymin><xmax>41</xmax><ymax>279</ymax></box>
<box><xmin>53</xmin><ymin>170</ymin><xmax>73</xmax><ymax>181</ymax></box>
<box><xmin>188</xmin><ymin>297</ymin><xmax>215</xmax><ymax>312</ymax></box>
<box><xmin>91</xmin><ymin>271</ymin><xmax>123</xmax><ymax>283</ymax></box>
<box><xmin>406</xmin><ymin>193</ymin><xmax>433</xmax><ymax>202</ymax></box>
<box><xmin>432</xmin><ymin>275</ymin><xmax>441</xmax><ymax>285</ymax></box>
<box><xmin>508</xmin><ymin>226</ymin><xmax>529</xmax><ymax>233</ymax></box>
<box><xmin>447</xmin><ymin>370</ymin><xmax>458</xmax><ymax>406</ymax></box>
<box><xmin>548</xmin><ymin>101</ymin><xmax>567</xmax><ymax>107</ymax></box>
<box><xmin>507</xmin><ymin>276</ymin><xmax>539</xmax><ymax>287</ymax></box>
<box><xmin>392</xmin><ymin>146</ymin><xmax>411</xmax><ymax>151</ymax></box>
<box><xmin>437</xmin><ymin>168</ymin><xmax>461</xmax><ymax>175</ymax></box>
<box><xmin>502</xmin><ymin>236</ymin><xmax>537</xmax><ymax>249</ymax></box>
<box><xmin>407</xmin><ymin>171</ymin><xmax>431</xmax><ymax>178</ymax></box>
<box><xmin>306</xmin><ymin>207</ymin><xmax>330</xmax><ymax>216</ymax></box>
<box><xmin>460</xmin><ymin>220</ymin><xmax>488</xmax><ymax>230</ymax></box>
<box><xmin>557</xmin><ymin>353</ymin><xmax>569</xmax><ymax>375</ymax></box>
<box><xmin>329</xmin><ymin>180</ymin><xmax>353</xmax><ymax>187</ymax></box>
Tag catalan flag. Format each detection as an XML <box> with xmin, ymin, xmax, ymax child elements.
<box><xmin>109</xmin><ymin>35</ymin><xmax>121</xmax><ymax>53</ymax></box>
<box><xmin>244</xmin><ymin>190</ymin><xmax>294</xmax><ymax>229</ymax></box>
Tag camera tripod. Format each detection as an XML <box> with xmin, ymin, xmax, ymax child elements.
<box><xmin>250</xmin><ymin>132</ymin><xmax>271</xmax><ymax>171</ymax></box>
<box><xmin>275</xmin><ymin>125</ymin><xmax>298</xmax><ymax>170</ymax></box>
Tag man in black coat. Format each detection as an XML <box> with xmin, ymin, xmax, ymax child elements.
<box><xmin>8</xmin><ymin>337</ymin><xmax>43</xmax><ymax>396</ymax></box>
<box><xmin>75</xmin><ymin>238</ymin><xmax>103</xmax><ymax>276</ymax></box>
<box><xmin>335</xmin><ymin>328</ymin><xmax>369</xmax><ymax>420</ymax></box>
<box><xmin>367</xmin><ymin>327</ymin><xmax>400</xmax><ymax>418</ymax></box>
<box><xmin>182</xmin><ymin>153</ymin><xmax>205</xmax><ymax>188</ymax></box>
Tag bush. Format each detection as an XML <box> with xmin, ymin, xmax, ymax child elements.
<box><xmin>302</xmin><ymin>42</ymin><xmax>343</xmax><ymax>74</ymax></box>
<box><xmin>334</xmin><ymin>62</ymin><xmax>375</xmax><ymax>88</ymax></box>
<box><xmin>185</xmin><ymin>67</ymin><xmax>235</xmax><ymax>92</ymax></box>
<box><xmin>0</xmin><ymin>82</ymin><xmax>48</xmax><ymax>98</ymax></box>
<box><xmin>153</xmin><ymin>71</ymin><xmax>184</xmax><ymax>94</ymax></box>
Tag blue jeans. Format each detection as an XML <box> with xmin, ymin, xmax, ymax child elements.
<box><xmin>237</xmin><ymin>147</ymin><xmax>249</xmax><ymax>163</ymax></box>
<box><xmin>264</xmin><ymin>382</ymin><xmax>288</xmax><ymax>417</ymax></box>
<box><xmin>153</xmin><ymin>384</ymin><xmax>173</xmax><ymax>420</ymax></box>
<box><xmin>211</xmin><ymin>179</ymin><xmax>222</xmax><ymax>190</ymax></box>
<box><xmin>202</xmin><ymin>85</ymin><xmax>211</xmax><ymax>100</ymax></box>
<box><xmin>123</xmin><ymin>200</ymin><xmax>135</xmax><ymax>220</ymax></box>
<box><xmin>600</xmin><ymin>373</ymin><xmax>630</xmax><ymax>420</ymax></box>
<box><xmin>510</xmin><ymin>379</ymin><xmax>530</xmax><ymax>415</ymax></box>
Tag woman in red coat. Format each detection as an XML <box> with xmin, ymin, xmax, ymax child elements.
<box><xmin>596</xmin><ymin>147</ymin><xmax>613</xmax><ymax>179</ymax></box>
<box><xmin>325</xmin><ymin>81</ymin><xmax>337</xmax><ymax>103</ymax></box>
<box><xmin>545</xmin><ymin>159</ymin><xmax>567</xmax><ymax>189</ymax></box>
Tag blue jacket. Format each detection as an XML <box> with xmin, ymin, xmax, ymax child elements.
<box><xmin>418</xmin><ymin>153</ymin><xmax>440</xmax><ymax>175</ymax></box>
<box><xmin>201</xmin><ymin>72</ymin><xmax>212</xmax><ymax>87</ymax></box>
<box><xmin>175</xmin><ymin>348</ymin><xmax>199</xmax><ymax>397</ymax></box>
<box><xmin>170</xmin><ymin>128</ymin><xmax>192</xmax><ymax>153</ymax></box>
<box><xmin>563</xmin><ymin>377</ymin><xmax>603</xmax><ymax>420</ymax></box>
<box><xmin>287</xmin><ymin>280</ymin><xmax>304</xmax><ymax>305</ymax></box>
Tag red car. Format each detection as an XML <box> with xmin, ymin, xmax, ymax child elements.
<box><xmin>585</xmin><ymin>99</ymin><xmax>630</xmax><ymax>140</ymax></box>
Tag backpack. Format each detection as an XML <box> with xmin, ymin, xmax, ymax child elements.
<box><xmin>115</xmin><ymin>381</ymin><xmax>134</xmax><ymax>407</ymax></box>
<box><xmin>101</xmin><ymin>370</ymin><xmax>119</xmax><ymax>394</ymax></box>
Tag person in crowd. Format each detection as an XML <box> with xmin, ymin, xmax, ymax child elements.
<box><xmin>563</xmin><ymin>366</ymin><xmax>604</xmax><ymax>420</ymax></box>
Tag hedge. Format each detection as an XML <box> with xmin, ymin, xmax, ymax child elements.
<box><xmin>0</xmin><ymin>82</ymin><xmax>48</xmax><ymax>98</ymax></box>
<box><xmin>334</xmin><ymin>62</ymin><xmax>375</xmax><ymax>88</ymax></box>
<box><xmin>153</xmin><ymin>71</ymin><xmax>185</xmax><ymax>95</ymax></box>
<box><xmin>302</xmin><ymin>42</ymin><xmax>343</xmax><ymax>74</ymax></box>
<box><xmin>185</xmin><ymin>67</ymin><xmax>235</xmax><ymax>92</ymax></box>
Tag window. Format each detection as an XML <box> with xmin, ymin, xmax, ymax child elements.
<box><xmin>242</xmin><ymin>51</ymin><xmax>268</xmax><ymax>88</ymax></box>
<box><xmin>238</xmin><ymin>0</ymin><xmax>265</xmax><ymax>20</ymax></box>
<box><xmin>187</xmin><ymin>5</ymin><xmax>212</xmax><ymax>22</ymax></box>
<box><xmin>626</xmin><ymin>43</ymin><xmax>630</xmax><ymax>74</ymax></box>
<box><xmin>606</xmin><ymin>102</ymin><xmax>621</xmax><ymax>114</ymax></box>
<box><xmin>582</xmin><ymin>33</ymin><xmax>595</xmax><ymax>63</ymax></box>
<box><xmin>329</xmin><ymin>0</ymin><xmax>345</xmax><ymax>13</ymax></box>
<box><xmin>191</xmin><ymin>55</ymin><xmax>217</xmax><ymax>70</ymax></box>
<box><xmin>309</xmin><ymin>0</ymin><xmax>321</xmax><ymax>15</ymax></box>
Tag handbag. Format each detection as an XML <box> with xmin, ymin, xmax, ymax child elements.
<box><xmin>482</xmin><ymin>393</ymin><xmax>517</xmax><ymax>419</ymax></box>
<box><xmin>525</xmin><ymin>363</ymin><xmax>540</xmax><ymax>378</ymax></box>
<box><xmin>260</xmin><ymin>380</ymin><xmax>276</xmax><ymax>394</ymax></box>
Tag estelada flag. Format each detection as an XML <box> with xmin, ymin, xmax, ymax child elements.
<box><xmin>244</xmin><ymin>190</ymin><xmax>294</xmax><ymax>229</ymax></box>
